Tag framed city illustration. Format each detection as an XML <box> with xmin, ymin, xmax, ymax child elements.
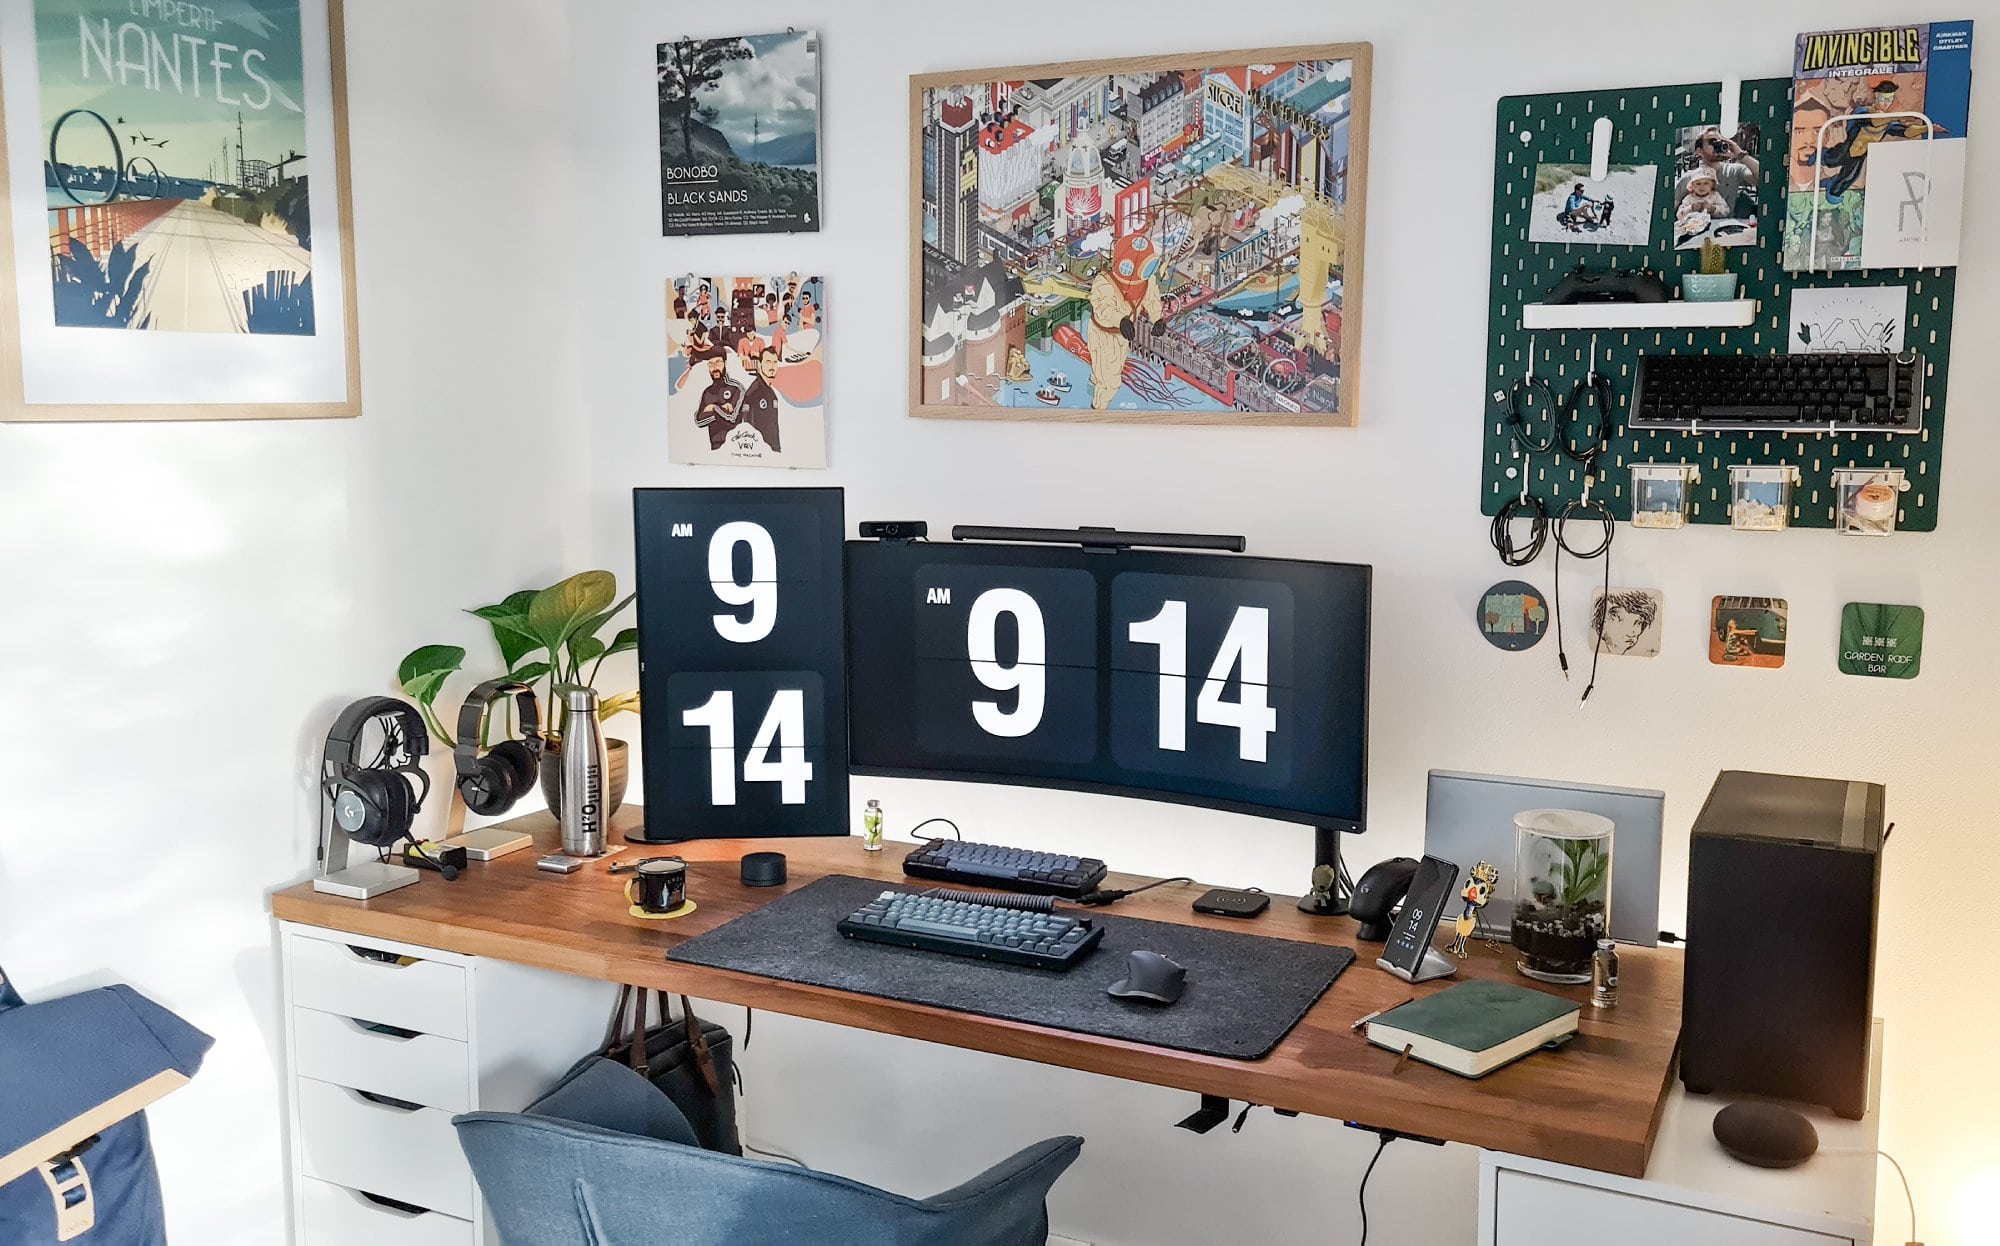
<box><xmin>0</xmin><ymin>0</ymin><xmax>360</xmax><ymax>421</ymax></box>
<box><xmin>909</xmin><ymin>44</ymin><xmax>1371</xmax><ymax>426</ymax></box>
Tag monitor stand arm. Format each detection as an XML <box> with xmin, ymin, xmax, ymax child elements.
<box><xmin>1296</xmin><ymin>825</ymin><xmax>1354</xmax><ymax>917</ymax></box>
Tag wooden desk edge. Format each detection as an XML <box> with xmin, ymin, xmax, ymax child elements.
<box><xmin>271</xmin><ymin>822</ymin><xmax>1675</xmax><ymax>1178</ymax></box>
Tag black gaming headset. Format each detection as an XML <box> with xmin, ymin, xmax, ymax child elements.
<box><xmin>455</xmin><ymin>680</ymin><xmax>545</xmax><ymax>817</ymax></box>
<box><xmin>322</xmin><ymin>697</ymin><xmax>432</xmax><ymax>848</ymax></box>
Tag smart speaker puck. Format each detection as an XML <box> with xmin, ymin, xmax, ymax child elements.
<box><xmin>1712</xmin><ymin>1102</ymin><xmax>1819</xmax><ymax>1168</ymax></box>
<box><xmin>740</xmin><ymin>852</ymin><xmax>787</xmax><ymax>888</ymax></box>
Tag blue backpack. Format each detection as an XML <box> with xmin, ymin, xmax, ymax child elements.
<box><xmin>0</xmin><ymin>964</ymin><xmax>212</xmax><ymax>1244</ymax></box>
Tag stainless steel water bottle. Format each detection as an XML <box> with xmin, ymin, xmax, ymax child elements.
<box><xmin>558</xmin><ymin>685</ymin><xmax>606</xmax><ymax>857</ymax></box>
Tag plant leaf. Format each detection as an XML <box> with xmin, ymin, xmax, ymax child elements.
<box><xmin>597</xmin><ymin>690</ymin><xmax>641</xmax><ymax>720</ymax></box>
<box><xmin>568</xmin><ymin>635</ymin><xmax>606</xmax><ymax>666</ymax></box>
<box><xmin>605</xmin><ymin>627</ymin><xmax>639</xmax><ymax>657</ymax></box>
<box><xmin>396</xmin><ymin>645</ymin><xmax>465</xmax><ymax>708</ymax></box>
<box><xmin>527</xmin><ymin>571</ymin><xmax>616</xmax><ymax>657</ymax></box>
<box><xmin>469</xmin><ymin>589</ymin><xmax>541</xmax><ymax>669</ymax></box>
<box><xmin>509</xmin><ymin>660</ymin><xmax>552</xmax><ymax>685</ymax></box>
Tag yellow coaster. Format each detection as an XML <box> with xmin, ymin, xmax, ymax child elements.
<box><xmin>629</xmin><ymin>901</ymin><xmax>697</xmax><ymax>921</ymax></box>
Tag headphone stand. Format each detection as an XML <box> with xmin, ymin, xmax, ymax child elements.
<box><xmin>313</xmin><ymin>859</ymin><xmax>419</xmax><ymax>899</ymax></box>
<box><xmin>438</xmin><ymin>791</ymin><xmax>535</xmax><ymax>860</ymax></box>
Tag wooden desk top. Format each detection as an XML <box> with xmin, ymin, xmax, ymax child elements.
<box><xmin>272</xmin><ymin>807</ymin><xmax>1682</xmax><ymax>1177</ymax></box>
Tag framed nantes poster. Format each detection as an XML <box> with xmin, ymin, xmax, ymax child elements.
<box><xmin>909</xmin><ymin>44</ymin><xmax>1371</xmax><ymax>427</ymax></box>
<box><xmin>0</xmin><ymin>0</ymin><xmax>359</xmax><ymax>421</ymax></box>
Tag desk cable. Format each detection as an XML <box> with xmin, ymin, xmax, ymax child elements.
<box><xmin>906</xmin><ymin>817</ymin><xmax>962</xmax><ymax>840</ymax></box>
<box><xmin>1820</xmin><ymin>1147</ymin><xmax>1919</xmax><ymax>1245</ymax></box>
<box><xmin>1357</xmin><ymin>1132</ymin><xmax>1391</xmax><ymax>1246</ymax></box>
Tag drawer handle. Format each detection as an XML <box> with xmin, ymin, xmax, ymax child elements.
<box><xmin>342</xmin><ymin>1016</ymin><xmax>422</xmax><ymax>1041</ymax></box>
<box><xmin>350</xmin><ymin>1088</ymin><xmax>424</xmax><ymax>1113</ymax></box>
<box><xmin>353</xmin><ymin>1189</ymin><xmax>434</xmax><ymax>1219</ymax></box>
<box><xmin>343</xmin><ymin>944</ymin><xmax>418</xmax><ymax>968</ymax></box>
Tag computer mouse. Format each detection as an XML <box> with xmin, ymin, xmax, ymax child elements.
<box><xmin>1106</xmin><ymin>949</ymin><xmax>1186</xmax><ymax>1005</ymax></box>
<box><xmin>1350</xmin><ymin>857</ymin><xmax>1419</xmax><ymax>942</ymax></box>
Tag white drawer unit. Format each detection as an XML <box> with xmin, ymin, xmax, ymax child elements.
<box><xmin>1478</xmin><ymin>1023</ymin><xmax>1883</xmax><ymax>1246</ymax></box>
<box><xmin>288</xmin><ymin>933</ymin><xmax>469</xmax><ymax>1040</ymax></box>
<box><xmin>296</xmin><ymin>1076</ymin><xmax>475</xmax><ymax>1219</ymax></box>
<box><xmin>293</xmin><ymin>1007</ymin><xmax>472</xmax><ymax>1114</ymax></box>
<box><xmin>300</xmin><ymin>1178</ymin><xmax>473</xmax><ymax>1246</ymax></box>
<box><xmin>280</xmin><ymin>922</ymin><xmax>619</xmax><ymax>1245</ymax></box>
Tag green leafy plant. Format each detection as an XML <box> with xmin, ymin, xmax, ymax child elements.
<box><xmin>1698</xmin><ymin>238</ymin><xmax>1728</xmax><ymax>275</ymax></box>
<box><xmin>1548</xmin><ymin>839</ymin><xmax>1609</xmax><ymax>913</ymax></box>
<box><xmin>396</xmin><ymin>570</ymin><xmax>640</xmax><ymax>744</ymax></box>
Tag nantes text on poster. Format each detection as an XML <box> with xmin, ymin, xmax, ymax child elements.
<box><xmin>919</xmin><ymin>57</ymin><xmax>1359</xmax><ymax>418</ymax></box>
<box><xmin>667</xmin><ymin>275</ymin><xmax>827</xmax><ymax>469</ymax></box>
<box><xmin>36</xmin><ymin>0</ymin><xmax>316</xmax><ymax>334</ymax></box>
<box><xmin>658</xmin><ymin>32</ymin><xmax>820</xmax><ymax>236</ymax></box>
<box><xmin>1784</xmin><ymin>20</ymin><xmax>1974</xmax><ymax>272</ymax></box>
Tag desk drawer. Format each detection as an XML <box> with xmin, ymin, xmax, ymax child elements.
<box><xmin>297</xmin><ymin>1076</ymin><xmax>473</xmax><ymax>1220</ymax></box>
<box><xmin>293</xmin><ymin>1006</ymin><xmax>471</xmax><ymax>1113</ymax></box>
<box><xmin>1493</xmin><ymin>1171</ymin><xmax>1852</xmax><ymax>1246</ymax></box>
<box><xmin>289</xmin><ymin>933</ymin><xmax>467</xmax><ymax>1040</ymax></box>
<box><xmin>301</xmin><ymin>1178</ymin><xmax>472</xmax><ymax>1246</ymax></box>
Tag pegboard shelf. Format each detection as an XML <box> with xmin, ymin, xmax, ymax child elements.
<box><xmin>1522</xmin><ymin>299</ymin><xmax>1758</xmax><ymax>330</ymax></box>
<box><xmin>1482</xmin><ymin>79</ymin><xmax>1956</xmax><ymax>532</ymax></box>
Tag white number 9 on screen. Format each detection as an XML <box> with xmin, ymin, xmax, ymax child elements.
<box><xmin>708</xmin><ymin>521</ymin><xmax>777</xmax><ymax>643</ymax></box>
<box><xmin>967</xmin><ymin>588</ymin><xmax>1046</xmax><ymax>738</ymax></box>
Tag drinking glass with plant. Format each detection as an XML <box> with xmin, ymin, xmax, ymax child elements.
<box><xmin>1509</xmin><ymin>810</ymin><xmax>1613</xmax><ymax>984</ymax></box>
<box><xmin>396</xmin><ymin>570</ymin><xmax>641</xmax><ymax>816</ymax></box>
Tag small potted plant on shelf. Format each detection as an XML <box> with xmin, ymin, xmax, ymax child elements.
<box><xmin>1681</xmin><ymin>239</ymin><xmax>1739</xmax><ymax>302</ymax></box>
<box><xmin>397</xmin><ymin>570</ymin><xmax>640</xmax><ymax>818</ymax></box>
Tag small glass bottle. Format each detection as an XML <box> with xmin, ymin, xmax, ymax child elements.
<box><xmin>1591</xmin><ymin>939</ymin><xmax>1620</xmax><ymax>1009</ymax></box>
<box><xmin>862</xmin><ymin>799</ymin><xmax>884</xmax><ymax>852</ymax></box>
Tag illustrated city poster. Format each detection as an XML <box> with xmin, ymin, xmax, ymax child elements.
<box><xmin>913</xmin><ymin>47</ymin><xmax>1371</xmax><ymax>425</ymax></box>
<box><xmin>667</xmin><ymin>274</ymin><xmax>827</xmax><ymax>468</ymax></box>
<box><xmin>34</xmin><ymin>0</ymin><xmax>317</xmax><ymax>334</ymax></box>
<box><xmin>658</xmin><ymin>32</ymin><xmax>821</xmax><ymax>236</ymax></box>
<box><xmin>1783</xmin><ymin>20</ymin><xmax>1974</xmax><ymax>271</ymax></box>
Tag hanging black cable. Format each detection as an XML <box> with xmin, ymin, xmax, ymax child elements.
<box><xmin>1489</xmin><ymin>490</ymin><xmax>1548</xmax><ymax>566</ymax></box>
<box><xmin>1559</xmin><ymin>371</ymin><xmax>1613</xmax><ymax>470</ymax></box>
<box><xmin>1553</xmin><ymin>497</ymin><xmax>1615</xmax><ymax>703</ymax></box>
<box><xmin>1505</xmin><ymin>371</ymin><xmax>1557</xmax><ymax>455</ymax></box>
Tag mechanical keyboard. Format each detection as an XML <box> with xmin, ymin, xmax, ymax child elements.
<box><xmin>1631</xmin><ymin>352</ymin><xmax>1923</xmax><ymax>433</ymax></box>
<box><xmin>902</xmin><ymin>838</ymin><xmax>1108</xmax><ymax>898</ymax></box>
<box><xmin>837</xmin><ymin>890</ymin><xmax>1104</xmax><ymax>970</ymax></box>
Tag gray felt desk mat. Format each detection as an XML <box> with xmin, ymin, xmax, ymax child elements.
<box><xmin>666</xmin><ymin>875</ymin><xmax>1355</xmax><ymax>1060</ymax></box>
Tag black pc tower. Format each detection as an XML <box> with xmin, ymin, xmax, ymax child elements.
<box><xmin>1680</xmin><ymin>770</ymin><xmax>1885</xmax><ymax>1119</ymax></box>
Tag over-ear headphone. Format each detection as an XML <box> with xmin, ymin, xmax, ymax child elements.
<box><xmin>455</xmin><ymin>680</ymin><xmax>545</xmax><ymax>817</ymax></box>
<box><xmin>322</xmin><ymin>697</ymin><xmax>432</xmax><ymax>848</ymax></box>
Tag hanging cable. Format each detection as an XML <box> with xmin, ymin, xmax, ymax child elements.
<box><xmin>1489</xmin><ymin>490</ymin><xmax>1548</xmax><ymax>566</ymax></box>
<box><xmin>1553</xmin><ymin>495</ymin><xmax>1615</xmax><ymax>703</ymax></box>
<box><xmin>1356</xmin><ymin>1132</ymin><xmax>1391</xmax><ymax>1246</ymax></box>
<box><xmin>1559</xmin><ymin>335</ymin><xmax>1614</xmax><ymax>472</ymax></box>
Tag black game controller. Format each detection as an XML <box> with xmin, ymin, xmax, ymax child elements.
<box><xmin>1544</xmin><ymin>265</ymin><xmax>1669</xmax><ymax>305</ymax></box>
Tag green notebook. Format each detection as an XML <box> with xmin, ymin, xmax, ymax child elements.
<box><xmin>1365</xmin><ymin>979</ymin><xmax>1579</xmax><ymax>1078</ymax></box>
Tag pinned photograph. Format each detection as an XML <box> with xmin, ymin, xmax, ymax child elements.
<box><xmin>1670</xmin><ymin>124</ymin><xmax>1763</xmax><ymax>249</ymax></box>
<box><xmin>1710</xmin><ymin>597</ymin><xmax>1788</xmax><ymax>669</ymax></box>
<box><xmin>1528</xmin><ymin>162</ymin><xmax>1658</xmax><ymax>246</ymax></box>
<box><xmin>1591</xmin><ymin>588</ymin><xmax>1664</xmax><ymax>658</ymax></box>
<box><xmin>1789</xmin><ymin>286</ymin><xmax>1906</xmax><ymax>354</ymax></box>
<box><xmin>667</xmin><ymin>275</ymin><xmax>826</xmax><ymax>468</ymax></box>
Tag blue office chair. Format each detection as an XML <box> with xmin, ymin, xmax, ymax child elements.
<box><xmin>453</xmin><ymin>1057</ymin><xmax>1082</xmax><ymax>1246</ymax></box>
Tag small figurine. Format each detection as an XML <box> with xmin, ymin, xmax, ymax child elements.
<box><xmin>1448</xmin><ymin>861</ymin><xmax>1502</xmax><ymax>958</ymax></box>
<box><xmin>1304</xmin><ymin>863</ymin><xmax>1336</xmax><ymax>911</ymax></box>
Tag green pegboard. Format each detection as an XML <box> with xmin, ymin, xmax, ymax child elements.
<box><xmin>1483</xmin><ymin>79</ymin><xmax>1955</xmax><ymax>531</ymax></box>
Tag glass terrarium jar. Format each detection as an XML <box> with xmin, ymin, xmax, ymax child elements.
<box><xmin>1510</xmin><ymin>809</ymin><xmax>1613</xmax><ymax>984</ymax></box>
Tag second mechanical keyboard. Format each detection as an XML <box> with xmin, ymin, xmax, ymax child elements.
<box><xmin>837</xmin><ymin>890</ymin><xmax>1104</xmax><ymax>970</ymax></box>
<box><xmin>1631</xmin><ymin>351</ymin><xmax>1923</xmax><ymax>432</ymax></box>
<box><xmin>902</xmin><ymin>839</ymin><xmax>1108</xmax><ymax>897</ymax></box>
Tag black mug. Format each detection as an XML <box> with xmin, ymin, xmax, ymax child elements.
<box><xmin>626</xmin><ymin>856</ymin><xmax>688</xmax><ymax>914</ymax></box>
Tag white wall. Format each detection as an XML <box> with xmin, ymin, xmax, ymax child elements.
<box><xmin>570</xmin><ymin>3</ymin><xmax>2000</xmax><ymax>1245</ymax></box>
<box><xmin>0</xmin><ymin>3</ymin><xmax>582</xmax><ymax>1241</ymax></box>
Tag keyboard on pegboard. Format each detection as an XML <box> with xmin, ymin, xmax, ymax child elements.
<box><xmin>1632</xmin><ymin>352</ymin><xmax>1925</xmax><ymax>434</ymax></box>
<box><xmin>901</xmin><ymin>839</ymin><xmax>1108</xmax><ymax>898</ymax></box>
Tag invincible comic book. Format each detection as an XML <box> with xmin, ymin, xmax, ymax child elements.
<box><xmin>1783</xmin><ymin>21</ymin><xmax>1974</xmax><ymax>271</ymax></box>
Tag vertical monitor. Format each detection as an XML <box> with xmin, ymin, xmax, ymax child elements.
<box><xmin>633</xmin><ymin>488</ymin><xmax>848</xmax><ymax>841</ymax></box>
<box><xmin>846</xmin><ymin>541</ymin><xmax>1370</xmax><ymax>830</ymax></box>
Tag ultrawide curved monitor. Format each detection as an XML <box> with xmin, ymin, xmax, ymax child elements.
<box><xmin>846</xmin><ymin>540</ymin><xmax>1370</xmax><ymax>832</ymax></box>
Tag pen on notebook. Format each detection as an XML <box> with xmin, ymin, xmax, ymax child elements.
<box><xmin>1351</xmin><ymin>998</ymin><xmax>1415</xmax><ymax>1031</ymax></box>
